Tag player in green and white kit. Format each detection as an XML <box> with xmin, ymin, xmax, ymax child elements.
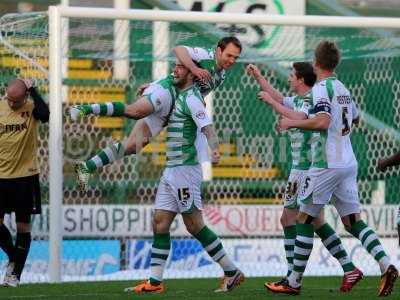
<box><xmin>269</xmin><ymin>41</ymin><xmax>398</xmax><ymax>297</ymax></box>
<box><xmin>69</xmin><ymin>37</ymin><xmax>241</xmax><ymax>191</ymax></box>
<box><xmin>247</xmin><ymin>62</ymin><xmax>360</xmax><ymax>293</ymax></box>
<box><xmin>125</xmin><ymin>58</ymin><xmax>244</xmax><ymax>294</ymax></box>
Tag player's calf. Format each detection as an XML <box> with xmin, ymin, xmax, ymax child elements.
<box><xmin>69</xmin><ymin>102</ymin><xmax>125</xmax><ymax>121</ymax></box>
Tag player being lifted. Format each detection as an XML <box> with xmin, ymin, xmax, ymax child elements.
<box><xmin>267</xmin><ymin>40</ymin><xmax>398</xmax><ymax>297</ymax></box>
<box><xmin>70</xmin><ymin>36</ymin><xmax>241</xmax><ymax>191</ymax></box>
<box><xmin>124</xmin><ymin>57</ymin><xmax>244</xmax><ymax>294</ymax></box>
<box><xmin>247</xmin><ymin>62</ymin><xmax>362</xmax><ymax>293</ymax></box>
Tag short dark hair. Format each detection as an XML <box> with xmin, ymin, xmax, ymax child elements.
<box><xmin>314</xmin><ymin>40</ymin><xmax>340</xmax><ymax>71</ymax></box>
<box><xmin>217</xmin><ymin>36</ymin><xmax>242</xmax><ymax>52</ymax></box>
<box><xmin>293</xmin><ymin>62</ymin><xmax>316</xmax><ymax>87</ymax></box>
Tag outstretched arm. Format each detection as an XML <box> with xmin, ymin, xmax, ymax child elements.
<box><xmin>258</xmin><ymin>91</ymin><xmax>307</xmax><ymax>120</ymax></box>
<box><xmin>279</xmin><ymin>113</ymin><xmax>330</xmax><ymax>131</ymax></box>
<box><xmin>246</xmin><ymin>64</ymin><xmax>283</xmax><ymax>103</ymax></box>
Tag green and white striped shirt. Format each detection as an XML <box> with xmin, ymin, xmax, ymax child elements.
<box><xmin>283</xmin><ymin>92</ymin><xmax>312</xmax><ymax>170</ymax></box>
<box><xmin>166</xmin><ymin>85</ymin><xmax>212</xmax><ymax>167</ymax></box>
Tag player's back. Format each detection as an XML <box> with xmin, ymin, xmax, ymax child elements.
<box><xmin>166</xmin><ymin>85</ymin><xmax>205</xmax><ymax>167</ymax></box>
<box><xmin>311</xmin><ymin>77</ymin><xmax>357</xmax><ymax>168</ymax></box>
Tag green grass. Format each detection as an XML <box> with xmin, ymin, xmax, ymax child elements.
<box><xmin>0</xmin><ymin>277</ymin><xmax>398</xmax><ymax>300</ymax></box>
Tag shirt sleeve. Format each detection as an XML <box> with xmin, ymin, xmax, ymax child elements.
<box><xmin>186</xmin><ymin>95</ymin><xmax>212</xmax><ymax>129</ymax></box>
<box><xmin>298</xmin><ymin>97</ymin><xmax>312</xmax><ymax>117</ymax></box>
<box><xmin>183</xmin><ymin>46</ymin><xmax>211</xmax><ymax>62</ymax></box>
<box><xmin>30</xmin><ymin>87</ymin><xmax>50</xmax><ymax>123</ymax></box>
<box><xmin>283</xmin><ymin>96</ymin><xmax>295</xmax><ymax>108</ymax></box>
<box><xmin>312</xmin><ymin>83</ymin><xmax>331</xmax><ymax>116</ymax></box>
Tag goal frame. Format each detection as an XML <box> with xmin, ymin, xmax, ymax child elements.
<box><xmin>47</xmin><ymin>5</ymin><xmax>400</xmax><ymax>282</ymax></box>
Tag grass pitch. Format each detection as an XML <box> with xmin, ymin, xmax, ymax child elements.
<box><xmin>0</xmin><ymin>277</ymin><xmax>398</xmax><ymax>300</ymax></box>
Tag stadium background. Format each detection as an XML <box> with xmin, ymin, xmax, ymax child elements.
<box><xmin>0</xmin><ymin>0</ymin><xmax>400</xmax><ymax>285</ymax></box>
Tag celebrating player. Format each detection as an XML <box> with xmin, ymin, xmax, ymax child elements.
<box><xmin>124</xmin><ymin>58</ymin><xmax>244</xmax><ymax>294</ymax></box>
<box><xmin>70</xmin><ymin>36</ymin><xmax>241</xmax><ymax>192</ymax></box>
<box><xmin>267</xmin><ymin>40</ymin><xmax>398</xmax><ymax>297</ymax></box>
<box><xmin>247</xmin><ymin>62</ymin><xmax>361</xmax><ymax>293</ymax></box>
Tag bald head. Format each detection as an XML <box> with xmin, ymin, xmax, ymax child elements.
<box><xmin>6</xmin><ymin>79</ymin><xmax>28</xmax><ymax>110</ymax></box>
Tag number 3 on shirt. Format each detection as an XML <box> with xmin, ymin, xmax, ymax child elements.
<box><xmin>342</xmin><ymin>107</ymin><xmax>350</xmax><ymax>136</ymax></box>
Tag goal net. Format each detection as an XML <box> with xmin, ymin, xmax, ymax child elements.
<box><xmin>0</xmin><ymin>7</ymin><xmax>399</xmax><ymax>283</ymax></box>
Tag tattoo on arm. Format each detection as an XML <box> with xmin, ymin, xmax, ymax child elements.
<box><xmin>201</xmin><ymin>124</ymin><xmax>219</xmax><ymax>151</ymax></box>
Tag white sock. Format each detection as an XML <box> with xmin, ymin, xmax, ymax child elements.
<box><xmin>150</xmin><ymin>265</ymin><xmax>164</xmax><ymax>282</ymax></box>
<box><xmin>218</xmin><ymin>255</ymin><xmax>237</xmax><ymax>273</ymax></box>
<box><xmin>287</xmin><ymin>270</ymin><xmax>302</xmax><ymax>288</ymax></box>
<box><xmin>379</xmin><ymin>256</ymin><xmax>391</xmax><ymax>274</ymax></box>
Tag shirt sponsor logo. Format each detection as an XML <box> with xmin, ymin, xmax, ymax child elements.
<box><xmin>0</xmin><ymin>122</ymin><xmax>28</xmax><ymax>133</ymax></box>
<box><xmin>195</xmin><ymin>111</ymin><xmax>206</xmax><ymax>119</ymax></box>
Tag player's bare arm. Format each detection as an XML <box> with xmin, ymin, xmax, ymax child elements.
<box><xmin>173</xmin><ymin>46</ymin><xmax>212</xmax><ymax>82</ymax></box>
<box><xmin>246</xmin><ymin>64</ymin><xmax>283</xmax><ymax>103</ymax></box>
<box><xmin>257</xmin><ymin>91</ymin><xmax>306</xmax><ymax>120</ymax></box>
<box><xmin>136</xmin><ymin>83</ymin><xmax>150</xmax><ymax>96</ymax></box>
<box><xmin>201</xmin><ymin>124</ymin><xmax>220</xmax><ymax>164</ymax></box>
<box><xmin>123</xmin><ymin>97</ymin><xmax>154</xmax><ymax>120</ymax></box>
<box><xmin>279</xmin><ymin>113</ymin><xmax>330</xmax><ymax>131</ymax></box>
<box><xmin>377</xmin><ymin>151</ymin><xmax>400</xmax><ymax>172</ymax></box>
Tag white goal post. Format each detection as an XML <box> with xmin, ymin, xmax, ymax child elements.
<box><xmin>47</xmin><ymin>5</ymin><xmax>400</xmax><ymax>283</ymax></box>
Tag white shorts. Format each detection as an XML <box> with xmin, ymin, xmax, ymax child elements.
<box><xmin>300</xmin><ymin>165</ymin><xmax>360</xmax><ymax>217</ymax></box>
<box><xmin>155</xmin><ymin>164</ymin><xmax>203</xmax><ymax>214</ymax></box>
<box><xmin>143</xmin><ymin>114</ymin><xmax>164</xmax><ymax>137</ymax></box>
<box><xmin>142</xmin><ymin>83</ymin><xmax>174</xmax><ymax>137</ymax></box>
<box><xmin>283</xmin><ymin>169</ymin><xmax>308</xmax><ymax>209</ymax></box>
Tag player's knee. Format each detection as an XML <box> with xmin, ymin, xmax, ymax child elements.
<box><xmin>280</xmin><ymin>215</ymin><xmax>286</xmax><ymax>227</ymax></box>
<box><xmin>183</xmin><ymin>217</ymin><xmax>204</xmax><ymax>236</ymax></box>
<box><xmin>280</xmin><ymin>214</ymin><xmax>291</xmax><ymax>227</ymax></box>
<box><xmin>341</xmin><ymin>213</ymin><xmax>359</xmax><ymax>232</ymax></box>
<box><xmin>124</xmin><ymin>141</ymin><xmax>137</xmax><ymax>155</ymax></box>
<box><xmin>312</xmin><ymin>215</ymin><xmax>325</xmax><ymax>228</ymax></box>
<box><xmin>297</xmin><ymin>212</ymin><xmax>314</xmax><ymax>224</ymax></box>
<box><xmin>152</xmin><ymin>216</ymin><xmax>169</xmax><ymax>233</ymax></box>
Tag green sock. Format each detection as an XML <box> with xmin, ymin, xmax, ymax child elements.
<box><xmin>349</xmin><ymin>220</ymin><xmax>390</xmax><ymax>273</ymax></box>
<box><xmin>194</xmin><ymin>226</ymin><xmax>236</xmax><ymax>276</ymax></box>
<box><xmin>85</xmin><ymin>141</ymin><xmax>126</xmax><ymax>173</ymax></box>
<box><xmin>316</xmin><ymin>223</ymin><xmax>355</xmax><ymax>273</ymax></box>
<box><xmin>79</xmin><ymin>102</ymin><xmax>125</xmax><ymax>116</ymax></box>
<box><xmin>149</xmin><ymin>233</ymin><xmax>171</xmax><ymax>284</ymax></box>
<box><xmin>288</xmin><ymin>223</ymin><xmax>314</xmax><ymax>288</ymax></box>
<box><xmin>283</xmin><ymin>225</ymin><xmax>296</xmax><ymax>277</ymax></box>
